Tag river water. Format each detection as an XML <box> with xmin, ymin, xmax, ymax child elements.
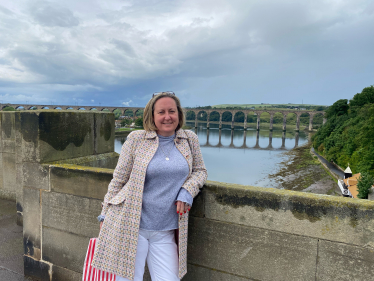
<box><xmin>114</xmin><ymin>122</ymin><xmax>310</xmax><ymax>187</ymax></box>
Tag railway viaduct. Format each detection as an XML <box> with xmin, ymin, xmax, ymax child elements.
<box><xmin>1</xmin><ymin>103</ymin><xmax>326</xmax><ymax>131</ymax></box>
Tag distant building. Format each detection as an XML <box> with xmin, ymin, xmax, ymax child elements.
<box><xmin>338</xmin><ymin>166</ymin><xmax>359</xmax><ymax>198</ymax></box>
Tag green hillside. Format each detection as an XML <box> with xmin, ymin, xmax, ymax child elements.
<box><xmin>312</xmin><ymin>85</ymin><xmax>374</xmax><ymax>197</ymax></box>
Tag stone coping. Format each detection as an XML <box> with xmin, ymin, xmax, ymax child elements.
<box><xmin>45</xmin><ymin>152</ymin><xmax>119</xmax><ymax>166</ymax></box>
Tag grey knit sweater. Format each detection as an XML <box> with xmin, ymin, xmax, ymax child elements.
<box><xmin>98</xmin><ymin>134</ymin><xmax>193</xmax><ymax>231</ymax></box>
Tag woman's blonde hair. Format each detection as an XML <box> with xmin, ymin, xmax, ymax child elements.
<box><xmin>143</xmin><ymin>92</ymin><xmax>185</xmax><ymax>132</ymax></box>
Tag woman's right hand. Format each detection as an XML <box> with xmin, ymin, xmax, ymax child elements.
<box><xmin>100</xmin><ymin>221</ymin><xmax>103</xmax><ymax>229</ymax></box>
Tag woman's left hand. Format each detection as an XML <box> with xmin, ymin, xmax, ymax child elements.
<box><xmin>176</xmin><ymin>201</ymin><xmax>190</xmax><ymax>215</ymax></box>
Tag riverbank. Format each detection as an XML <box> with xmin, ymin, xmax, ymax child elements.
<box><xmin>267</xmin><ymin>142</ymin><xmax>341</xmax><ymax>196</ymax></box>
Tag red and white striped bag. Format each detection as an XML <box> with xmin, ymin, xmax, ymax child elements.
<box><xmin>83</xmin><ymin>238</ymin><xmax>116</xmax><ymax>281</ymax></box>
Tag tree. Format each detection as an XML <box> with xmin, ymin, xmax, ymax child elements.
<box><xmin>113</xmin><ymin>109</ymin><xmax>122</xmax><ymax>120</ymax></box>
<box><xmin>357</xmin><ymin>172</ymin><xmax>374</xmax><ymax>199</ymax></box>
<box><xmin>350</xmin><ymin>85</ymin><xmax>374</xmax><ymax>108</ymax></box>
<box><xmin>121</xmin><ymin>119</ymin><xmax>132</xmax><ymax>127</ymax></box>
<box><xmin>135</xmin><ymin>117</ymin><xmax>143</xmax><ymax>128</ymax></box>
<box><xmin>326</xmin><ymin>99</ymin><xmax>349</xmax><ymax>118</ymax></box>
<box><xmin>2</xmin><ymin>106</ymin><xmax>15</xmax><ymax>111</ymax></box>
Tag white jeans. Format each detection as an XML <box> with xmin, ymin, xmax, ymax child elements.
<box><xmin>116</xmin><ymin>229</ymin><xmax>180</xmax><ymax>281</ymax></box>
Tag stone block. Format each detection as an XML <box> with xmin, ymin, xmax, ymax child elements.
<box><xmin>95</xmin><ymin>113</ymin><xmax>115</xmax><ymax>154</ymax></box>
<box><xmin>203</xmin><ymin>181</ymin><xmax>374</xmax><ymax>248</ymax></box>
<box><xmin>1</xmin><ymin>112</ymin><xmax>15</xmax><ymax>141</ymax></box>
<box><xmin>50</xmin><ymin>165</ymin><xmax>112</xmax><ymax>199</ymax></box>
<box><xmin>316</xmin><ymin>239</ymin><xmax>374</xmax><ymax>281</ymax></box>
<box><xmin>52</xmin><ymin>265</ymin><xmax>82</xmax><ymax>281</ymax></box>
<box><xmin>23</xmin><ymin>187</ymin><xmax>41</xmax><ymax>259</ymax></box>
<box><xmin>42</xmin><ymin>227</ymin><xmax>90</xmax><ymax>273</ymax></box>
<box><xmin>0</xmin><ymin>152</ymin><xmax>3</xmax><ymax>190</ymax></box>
<box><xmin>24</xmin><ymin>255</ymin><xmax>51</xmax><ymax>281</ymax></box>
<box><xmin>190</xmin><ymin>189</ymin><xmax>204</xmax><ymax>218</ymax></box>
<box><xmin>2</xmin><ymin>152</ymin><xmax>16</xmax><ymax>193</ymax></box>
<box><xmin>22</xmin><ymin>162</ymin><xmax>49</xmax><ymax>190</ymax></box>
<box><xmin>38</xmin><ymin>111</ymin><xmax>95</xmax><ymax>162</ymax></box>
<box><xmin>188</xmin><ymin>217</ymin><xmax>318</xmax><ymax>281</ymax></box>
<box><xmin>184</xmin><ymin>264</ymin><xmax>251</xmax><ymax>281</ymax></box>
<box><xmin>2</xmin><ymin>140</ymin><xmax>15</xmax><ymax>153</ymax></box>
<box><xmin>42</xmin><ymin>192</ymin><xmax>101</xmax><ymax>238</ymax></box>
<box><xmin>20</xmin><ymin>111</ymin><xmax>39</xmax><ymax>162</ymax></box>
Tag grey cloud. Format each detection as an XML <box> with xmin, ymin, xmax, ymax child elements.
<box><xmin>29</xmin><ymin>1</ymin><xmax>79</xmax><ymax>27</ymax></box>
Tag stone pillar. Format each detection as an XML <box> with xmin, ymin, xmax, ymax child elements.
<box><xmin>255</xmin><ymin>130</ymin><xmax>260</xmax><ymax>148</ymax></box>
<box><xmin>282</xmin><ymin>114</ymin><xmax>287</xmax><ymax>131</ymax></box>
<box><xmin>206</xmin><ymin>129</ymin><xmax>210</xmax><ymax>145</ymax></box>
<box><xmin>323</xmin><ymin>117</ymin><xmax>327</xmax><ymax>125</ymax></box>
<box><xmin>295</xmin><ymin>132</ymin><xmax>299</xmax><ymax>147</ymax></box>
<box><xmin>218</xmin><ymin>129</ymin><xmax>222</xmax><ymax>146</ymax></box>
<box><xmin>268</xmin><ymin>131</ymin><xmax>273</xmax><ymax>149</ymax></box>
<box><xmin>269</xmin><ymin>114</ymin><xmax>274</xmax><ymax>131</ymax></box>
<box><xmin>281</xmin><ymin>131</ymin><xmax>286</xmax><ymax>148</ymax></box>
<box><xmin>309</xmin><ymin>114</ymin><xmax>313</xmax><ymax>131</ymax></box>
<box><xmin>244</xmin><ymin>113</ymin><xmax>247</xmax><ymax>130</ymax></box>
<box><xmin>242</xmin><ymin>130</ymin><xmax>247</xmax><ymax>148</ymax></box>
<box><xmin>195</xmin><ymin>112</ymin><xmax>198</xmax><ymax>128</ymax></box>
<box><xmin>219</xmin><ymin>113</ymin><xmax>222</xmax><ymax>130</ymax></box>
<box><xmin>231</xmin><ymin>113</ymin><xmax>235</xmax><ymax>130</ymax></box>
<box><xmin>296</xmin><ymin>114</ymin><xmax>300</xmax><ymax>131</ymax></box>
<box><xmin>207</xmin><ymin>112</ymin><xmax>210</xmax><ymax>129</ymax></box>
<box><xmin>256</xmin><ymin>114</ymin><xmax>260</xmax><ymax>131</ymax></box>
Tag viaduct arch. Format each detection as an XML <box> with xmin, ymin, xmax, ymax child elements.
<box><xmin>1</xmin><ymin>103</ymin><xmax>326</xmax><ymax>131</ymax></box>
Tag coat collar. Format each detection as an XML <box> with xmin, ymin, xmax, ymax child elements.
<box><xmin>144</xmin><ymin>129</ymin><xmax>188</xmax><ymax>140</ymax></box>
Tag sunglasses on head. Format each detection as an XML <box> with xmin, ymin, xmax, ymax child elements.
<box><xmin>152</xmin><ymin>91</ymin><xmax>175</xmax><ymax>98</ymax></box>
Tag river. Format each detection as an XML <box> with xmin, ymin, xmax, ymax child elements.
<box><xmin>114</xmin><ymin>121</ymin><xmax>311</xmax><ymax>187</ymax></box>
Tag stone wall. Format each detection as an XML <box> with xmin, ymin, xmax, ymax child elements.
<box><xmin>2</xmin><ymin>110</ymin><xmax>374</xmax><ymax>281</ymax></box>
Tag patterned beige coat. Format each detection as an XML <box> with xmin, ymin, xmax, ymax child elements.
<box><xmin>91</xmin><ymin>129</ymin><xmax>207</xmax><ymax>280</ymax></box>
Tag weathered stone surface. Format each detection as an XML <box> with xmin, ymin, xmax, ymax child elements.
<box><xmin>24</xmin><ymin>256</ymin><xmax>50</xmax><ymax>281</ymax></box>
<box><xmin>22</xmin><ymin>162</ymin><xmax>49</xmax><ymax>190</ymax></box>
<box><xmin>50</xmin><ymin>165</ymin><xmax>112</xmax><ymax>199</ymax></box>
<box><xmin>38</xmin><ymin>111</ymin><xmax>95</xmax><ymax>162</ymax></box>
<box><xmin>316</xmin><ymin>239</ymin><xmax>374</xmax><ymax>281</ymax></box>
<box><xmin>95</xmin><ymin>113</ymin><xmax>115</xmax><ymax>155</ymax></box>
<box><xmin>203</xmin><ymin>181</ymin><xmax>374</xmax><ymax>247</ymax></box>
<box><xmin>52</xmin><ymin>265</ymin><xmax>82</xmax><ymax>281</ymax></box>
<box><xmin>2</xmin><ymin>152</ymin><xmax>16</xmax><ymax>196</ymax></box>
<box><xmin>184</xmin><ymin>264</ymin><xmax>252</xmax><ymax>281</ymax></box>
<box><xmin>42</xmin><ymin>227</ymin><xmax>90</xmax><ymax>273</ymax></box>
<box><xmin>189</xmin><ymin>189</ymin><xmax>204</xmax><ymax>218</ymax></box>
<box><xmin>188</xmin><ymin>216</ymin><xmax>318</xmax><ymax>281</ymax></box>
<box><xmin>2</xmin><ymin>112</ymin><xmax>15</xmax><ymax>140</ymax></box>
<box><xmin>2</xmin><ymin>140</ymin><xmax>15</xmax><ymax>153</ymax></box>
<box><xmin>42</xmin><ymin>192</ymin><xmax>101</xmax><ymax>238</ymax></box>
<box><xmin>23</xmin><ymin>187</ymin><xmax>41</xmax><ymax>259</ymax></box>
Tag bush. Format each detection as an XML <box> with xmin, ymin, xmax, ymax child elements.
<box><xmin>357</xmin><ymin>172</ymin><xmax>374</xmax><ymax>199</ymax></box>
<box><xmin>135</xmin><ymin>117</ymin><xmax>143</xmax><ymax>128</ymax></box>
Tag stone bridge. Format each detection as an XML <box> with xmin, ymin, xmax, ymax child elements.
<box><xmin>1</xmin><ymin>103</ymin><xmax>326</xmax><ymax>131</ymax></box>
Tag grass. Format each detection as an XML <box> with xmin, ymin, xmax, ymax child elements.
<box><xmin>212</xmin><ymin>103</ymin><xmax>325</xmax><ymax>109</ymax></box>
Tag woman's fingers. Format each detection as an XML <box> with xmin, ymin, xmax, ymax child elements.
<box><xmin>176</xmin><ymin>201</ymin><xmax>190</xmax><ymax>215</ymax></box>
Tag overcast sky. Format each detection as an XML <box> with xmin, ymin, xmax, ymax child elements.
<box><xmin>0</xmin><ymin>0</ymin><xmax>373</xmax><ymax>108</ymax></box>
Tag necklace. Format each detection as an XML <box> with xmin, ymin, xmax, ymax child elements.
<box><xmin>159</xmin><ymin>141</ymin><xmax>174</xmax><ymax>161</ymax></box>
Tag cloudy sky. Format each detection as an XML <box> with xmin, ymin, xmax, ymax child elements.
<box><xmin>0</xmin><ymin>0</ymin><xmax>373</xmax><ymax>108</ymax></box>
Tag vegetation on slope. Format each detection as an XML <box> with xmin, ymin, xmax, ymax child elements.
<box><xmin>312</xmin><ymin>86</ymin><xmax>374</xmax><ymax>178</ymax></box>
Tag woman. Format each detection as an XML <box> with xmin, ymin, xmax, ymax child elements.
<box><xmin>92</xmin><ymin>92</ymin><xmax>207</xmax><ymax>281</ymax></box>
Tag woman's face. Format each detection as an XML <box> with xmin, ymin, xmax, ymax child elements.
<box><xmin>153</xmin><ymin>97</ymin><xmax>179</xmax><ymax>137</ymax></box>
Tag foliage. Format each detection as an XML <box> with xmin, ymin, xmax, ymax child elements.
<box><xmin>3</xmin><ymin>106</ymin><xmax>15</xmax><ymax>111</ymax></box>
<box><xmin>121</xmin><ymin>119</ymin><xmax>132</xmax><ymax>126</ymax></box>
<box><xmin>113</xmin><ymin>109</ymin><xmax>122</xmax><ymax>120</ymax></box>
<box><xmin>135</xmin><ymin>117</ymin><xmax>143</xmax><ymax>128</ymax></box>
<box><xmin>312</xmin><ymin>86</ymin><xmax>374</xmax><ymax>177</ymax></box>
<box><xmin>357</xmin><ymin>172</ymin><xmax>374</xmax><ymax>199</ymax></box>
<box><xmin>325</xmin><ymin>99</ymin><xmax>349</xmax><ymax>118</ymax></box>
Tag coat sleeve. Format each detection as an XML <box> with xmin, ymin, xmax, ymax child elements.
<box><xmin>181</xmin><ymin>131</ymin><xmax>208</xmax><ymax>198</ymax></box>
<box><xmin>100</xmin><ymin>131</ymin><xmax>139</xmax><ymax>217</ymax></box>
